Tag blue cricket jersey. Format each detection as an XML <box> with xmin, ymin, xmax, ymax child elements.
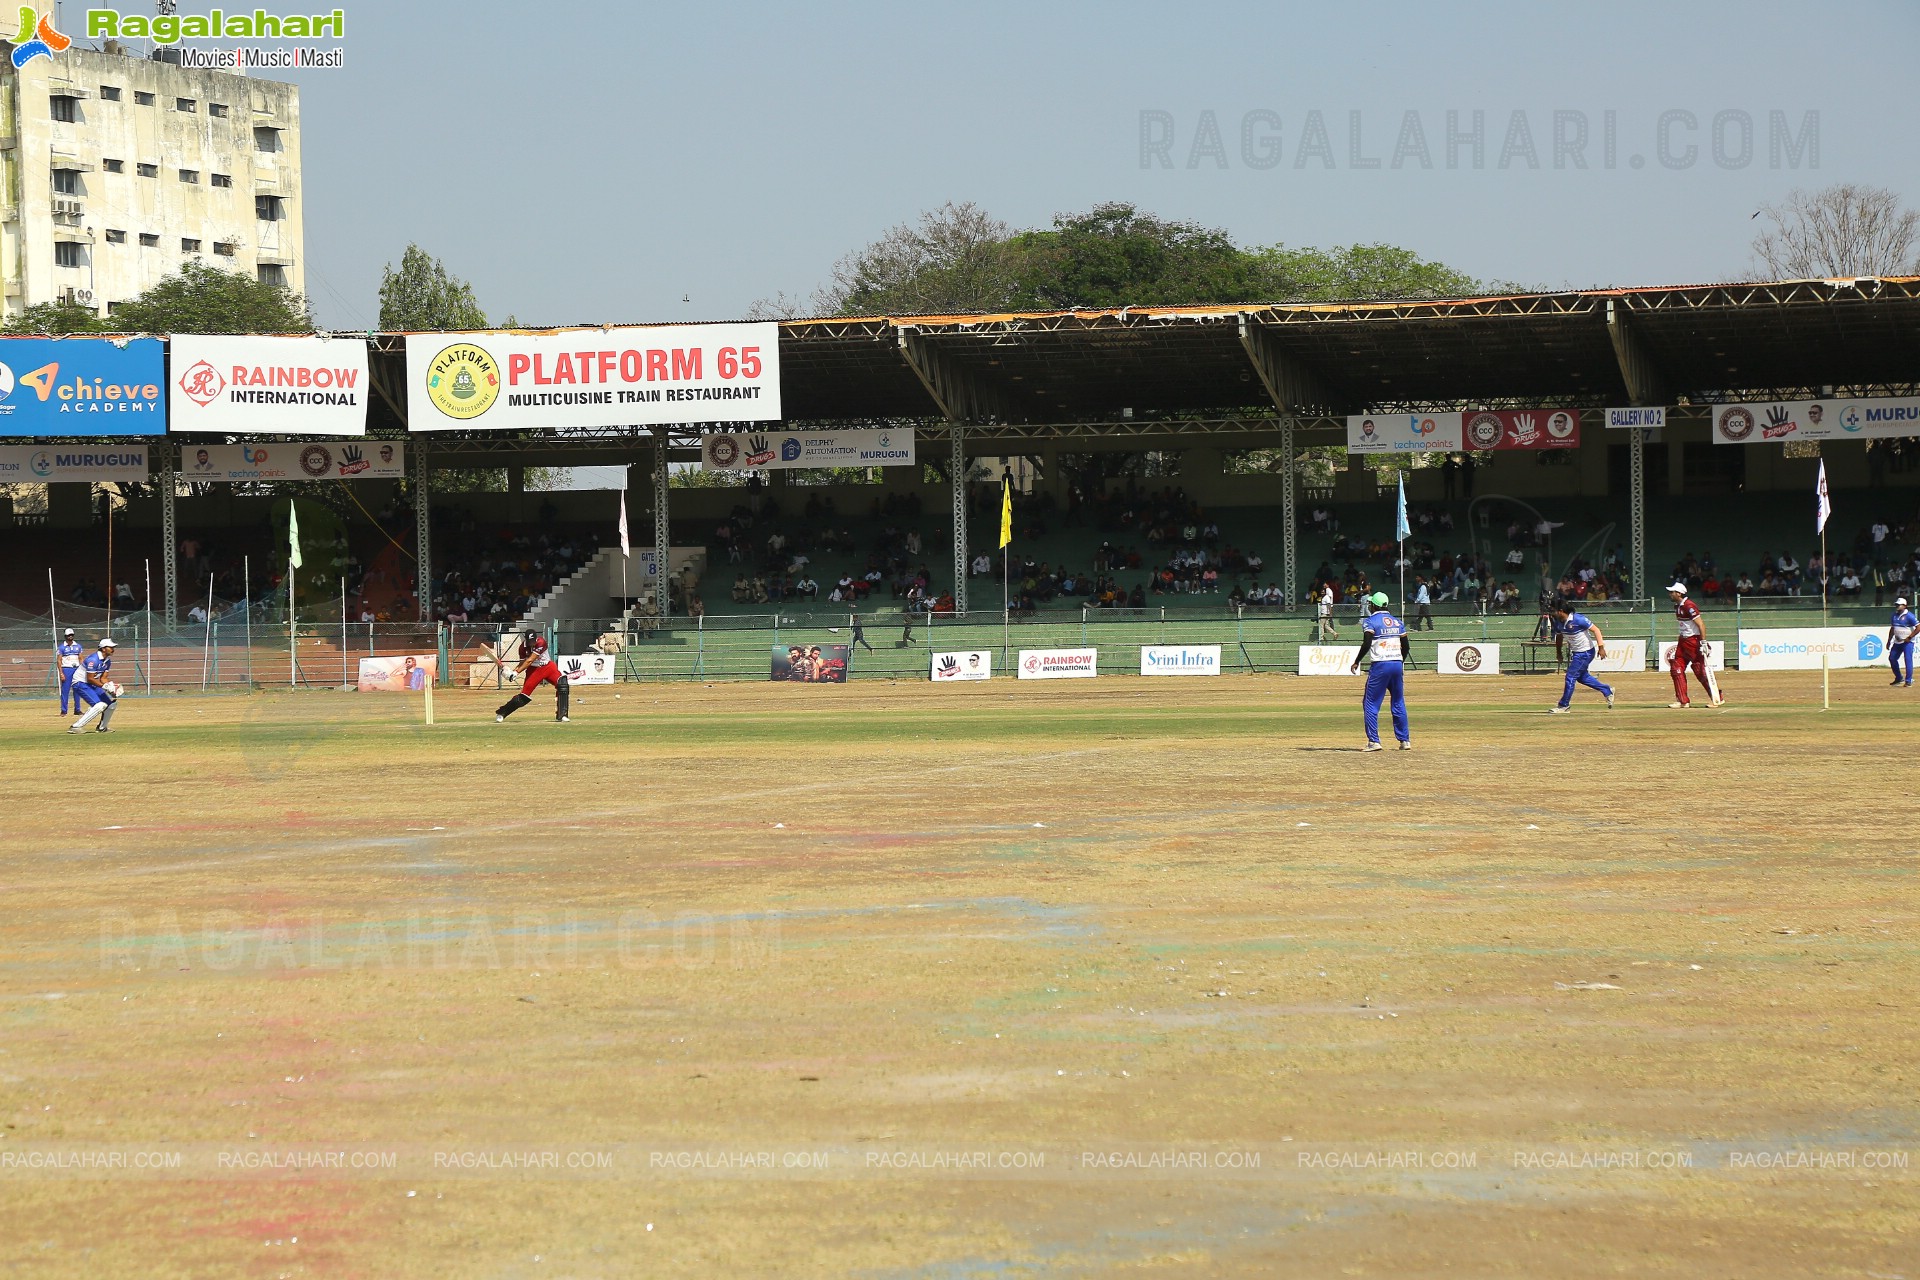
<box><xmin>1893</xmin><ymin>609</ymin><xmax>1918</xmax><ymax>643</ymax></box>
<box><xmin>1553</xmin><ymin>612</ymin><xmax>1599</xmax><ymax>653</ymax></box>
<box><xmin>1361</xmin><ymin>610</ymin><xmax>1408</xmax><ymax>664</ymax></box>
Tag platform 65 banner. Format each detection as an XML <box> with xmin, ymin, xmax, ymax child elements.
<box><xmin>1345</xmin><ymin>413</ymin><xmax>1461</xmax><ymax>454</ymax></box>
<box><xmin>181</xmin><ymin>440</ymin><xmax>403</xmax><ymax>482</ymax></box>
<box><xmin>404</xmin><ymin>324</ymin><xmax>780</xmax><ymax>431</ymax></box>
<box><xmin>169</xmin><ymin>335</ymin><xmax>368</xmax><ymax>435</ymax></box>
<box><xmin>1712</xmin><ymin>397</ymin><xmax>1920</xmax><ymax>444</ymax></box>
<box><xmin>0</xmin><ymin>337</ymin><xmax>164</xmax><ymax>435</ymax></box>
<box><xmin>701</xmin><ymin>428</ymin><xmax>914</xmax><ymax>472</ymax></box>
<box><xmin>0</xmin><ymin>445</ymin><xmax>149</xmax><ymax>483</ymax></box>
<box><xmin>1461</xmin><ymin>409</ymin><xmax>1581</xmax><ymax>451</ymax></box>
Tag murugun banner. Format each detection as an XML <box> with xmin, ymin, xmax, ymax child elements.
<box><xmin>0</xmin><ymin>444</ymin><xmax>149</xmax><ymax>483</ymax></box>
<box><xmin>1712</xmin><ymin>397</ymin><xmax>1920</xmax><ymax>444</ymax></box>
<box><xmin>0</xmin><ymin>337</ymin><xmax>164</xmax><ymax>435</ymax></box>
<box><xmin>169</xmin><ymin>335</ymin><xmax>369</xmax><ymax>436</ymax></box>
<box><xmin>180</xmin><ymin>440</ymin><xmax>403</xmax><ymax>482</ymax></box>
<box><xmin>700</xmin><ymin>428</ymin><xmax>914</xmax><ymax>472</ymax></box>
<box><xmin>404</xmin><ymin>324</ymin><xmax>780</xmax><ymax>431</ymax></box>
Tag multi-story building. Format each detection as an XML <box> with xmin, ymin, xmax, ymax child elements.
<box><xmin>0</xmin><ymin>28</ymin><xmax>304</xmax><ymax>320</ymax></box>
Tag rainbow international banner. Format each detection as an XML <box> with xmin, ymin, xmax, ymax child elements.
<box><xmin>1712</xmin><ymin>397</ymin><xmax>1920</xmax><ymax>444</ymax></box>
<box><xmin>0</xmin><ymin>337</ymin><xmax>164</xmax><ymax>435</ymax></box>
<box><xmin>168</xmin><ymin>335</ymin><xmax>368</xmax><ymax>435</ymax></box>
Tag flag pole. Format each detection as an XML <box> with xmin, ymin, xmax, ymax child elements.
<box><xmin>47</xmin><ymin>567</ymin><xmax>59</xmax><ymax>691</ymax></box>
<box><xmin>143</xmin><ymin>558</ymin><xmax>152</xmax><ymax>695</ymax></box>
<box><xmin>288</xmin><ymin>556</ymin><xmax>296</xmax><ymax>687</ymax></box>
<box><xmin>1817</xmin><ymin>460</ymin><xmax>1831</xmax><ymax>711</ymax></box>
<box><xmin>243</xmin><ymin>555</ymin><xmax>253</xmax><ymax>689</ymax></box>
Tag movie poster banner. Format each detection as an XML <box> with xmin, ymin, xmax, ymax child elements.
<box><xmin>932</xmin><ymin>650</ymin><xmax>992</xmax><ymax>681</ymax></box>
<box><xmin>1345</xmin><ymin>413</ymin><xmax>1461</xmax><ymax>454</ymax></box>
<box><xmin>1712</xmin><ymin>397</ymin><xmax>1920</xmax><ymax>444</ymax></box>
<box><xmin>404</xmin><ymin>324</ymin><xmax>781</xmax><ymax>431</ymax></box>
<box><xmin>562</xmin><ymin>653</ymin><xmax>616</xmax><ymax>685</ymax></box>
<box><xmin>701</xmin><ymin>428</ymin><xmax>914</xmax><ymax>472</ymax></box>
<box><xmin>168</xmin><ymin>335</ymin><xmax>369</xmax><ymax>435</ymax></box>
<box><xmin>0</xmin><ymin>444</ymin><xmax>149</xmax><ymax>483</ymax></box>
<box><xmin>1461</xmin><ymin>409</ymin><xmax>1581</xmax><ymax>451</ymax></box>
<box><xmin>1017</xmin><ymin>648</ymin><xmax>1098</xmax><ymax>680</ymax></box>
<box><xmin>0</xmin><ymin>336</ymin><xmax>165</xmax><ymax>435</ymax></box>
<box><xmin>357</xmin><ymin>654</ymin><xmax>436</xmax><ymax>692</ymax></box>
<box><xmin>180</xmin><ymin>440</ymin><xmax>403</xmax><ymax>482</ymax></box>
<box><xmin>771</xmin><ymin>643</ymin><xmax>850</xmax><ymax>683</ymax></box>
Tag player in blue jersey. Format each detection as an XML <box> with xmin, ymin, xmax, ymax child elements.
<box><xmin>55</xmin><ymin>627</ymin><xmax>83</xmax><ymax>715</ymax></box>
<box><xmin>1349</xmin><ymin>591</ymin><xmax>1412</xmax><ymax>751</ymax></box>
<box><xmin>1549</xmin><ymin>602</ymin><xmax>1615</xmax><ymax>713</ymax></box>
<box><xmin>1889</xmin><ymin>595</ymin><xmax>1917</xmax><ymax>687</ymax></box>
<box><xmin>68</xmin><ymin>637</ymin><xmax>119</xmax><ymax>733</ymax></box>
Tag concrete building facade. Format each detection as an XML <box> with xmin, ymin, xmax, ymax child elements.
<box><xmin>0</xmin><ymin>30</ymin><xmax>303</xmax><ymax>320</ymax></box>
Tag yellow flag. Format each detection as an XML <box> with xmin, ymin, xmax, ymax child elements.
<box><xmin>998</xmin><ymin>478</ymin><xmax>1012</xmax><ymax>549</ymax></box>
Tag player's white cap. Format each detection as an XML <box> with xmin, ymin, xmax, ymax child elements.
<box><xmin>1666</xmin><ymin>581</ymin><xmax>1689</xmax><ymax>594</ymax></box>
<box><xmin>1899</xmin><ymin>596</ymin><xmax>1910</xmax><ymax>607</ymax></box>
<box><xmin>98</xmin><ymin>637</ymin><xmax>116</xmax><ymax>648</ymax></box>
<box><xmin>63</xmin><ymin>627</ymin><xmax>74</xmax><ymax>636</ymax></box>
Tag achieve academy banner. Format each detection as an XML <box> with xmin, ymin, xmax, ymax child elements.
<box><xmin>0</xmin><ymin>337</ymin><xmax>164</xmax><ymax>435</ymax></box>
<box><xmin>404</xmin><ymin>324</ymin><xmax>780</xmax><ymax>431</ymax></box>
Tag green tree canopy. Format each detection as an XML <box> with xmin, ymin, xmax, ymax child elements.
<box><xmin>2</xmin><ymin>299</ymin><xmax>109</xmax><ymax>334</ymax></box>
<box><xmin>109</xmin><ymin>259</ymin><xmax>311</xmax><ymax>333</ymax></box>
<box><xmin>379</xmin><ymin>244</ymin><xmax>488</xmax><ymax>330</ymax></box>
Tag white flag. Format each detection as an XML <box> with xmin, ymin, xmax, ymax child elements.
<box><xmin>618</xmin><ymin>489</ymin><xmax>630</xmax><ymax>558</ymax></box>
<box><xmin>1815</xmin><ymin>460</ymin><xmax>1831</xmax><ymax>535</ymax></box>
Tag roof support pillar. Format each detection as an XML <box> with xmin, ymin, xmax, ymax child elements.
<box><xmin>1607</xmin><ymin>301</ymin><xmax>1670</xmax><ymax>609</ymax></box>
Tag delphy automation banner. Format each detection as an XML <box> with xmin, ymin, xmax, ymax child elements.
<box><xmin>405</xmin><ymin>324</ymin><xmax>780</xmax><ymax>430</ymax></box>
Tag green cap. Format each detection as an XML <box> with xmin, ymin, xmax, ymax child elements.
<box><xmin>1367</xmin><ymin>591</ymin><xmax>1390</xmax><ymax>608</ymax></box>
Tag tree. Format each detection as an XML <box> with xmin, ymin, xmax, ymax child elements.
<box><xmin>1250</xmin><ymin>243</ymin><xmax>1481</xmax><ymax>301</ymax></box>
<box><xmin>3</xmin><ymin>299</ymin><xmax>107</xmax><ymax>334</ymax></box>
<box><xmin>378</xmin><ymin>244</ymin><xmax>488</xmax><ymax>330</ymax></box>
<box><xmin>1752</xmin><ymin>184</ymin><xmax>1920</xmax><ymax>279</ymax></box>
<box><xmin>109</xmin><ymin>259</ymin><xmax>311</xmax><ymax>333</ymax></box>
<box><xmin>818</xmin><ymin>201</ymin><xmax>1019</xmax><ymax>315</ymax></box>
<box><xmin>1009</xmin><ymin>202</ymin><xmax>1270</xmax><ymax>308</ymax></box>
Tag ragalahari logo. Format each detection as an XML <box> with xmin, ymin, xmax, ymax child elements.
<box><xmin>11</xmin><ymin>6</ymin><xmax>71</xmax><ymax>67</ymax></box>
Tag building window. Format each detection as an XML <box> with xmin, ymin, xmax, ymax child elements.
<box><xmin>100</xmin><ymin>86</ymin><xmax>122</xmax><ymax>102</ymax></box>
<box><xmin>50</xmin><ymin>95</ymin><xmax>77</xmax><ymax>123</ymax></box>
<box><xmin>136</xmin><ymin>162</ymin><xmax>158</xmax><ymax>178</ymax></box>
<box><xmin>139</xmin><ymin>233</ymin><xmax>159</xmax><ymax>247</ymax></box>
<box><xmin>103</xmin><ymin>158</ymin><xmax>125</xmax><ymax>173</ymax></box>
<box><xmin>179</xmin><ymin>169</ymin><xmax>199</xmax><ymax>184</ymax></box>
<box><xmin>55</xmin><ymin>242</ymin><xmax>84</xmax><ymax>268</ymax></box>
<box><xmin>105</xmin><ymin>229</ymin><xmax>126</xmax><ymax>244</ymax></box>
<box><xmin>209</xmin><ymin>102</ymin><xmax>229</xmax><ymax>118</ymax></box>
<box><xmin>52</xmin><ymin>169</ymin><xmax>80</xmax><ymax>195</ymax></box>
<box><xmin>253</xmin><ymin>126</ymin><xmax>280</xmax><ymax>153</ymax></box>
<box><xmin>214</xmin><ymin>241</ymin><xmax>237</xmax><ymax>257</ymax></box>
<box><xmin>134</xmin><ymin>91</ymin><xmax>155</xmax><ymax>106</ymax></box>
<box><xmin>255</xmin><ymin>194</ymin><xmax>284</xmax><ymax>221</ymax></box>
<box><xmin>176</xmin><ymin>98</ymin><xmax>196</xmax><ymax>113</ymax></box>
<box><xmin>258</xmin><ymin>264</ymin><xmax>287</xmax><ymax>288</ymax></box>
<box><xmin>181</xmin><ymin>238</ymin><xmax>202</xmax><ymax>253</ymax></box>
<box><xmin>211</xmin><ymin>172</ymin><xmax>232</xmax><ymax>188</ymax></box>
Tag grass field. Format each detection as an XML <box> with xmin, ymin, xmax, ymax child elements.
<box><xmin>1</xmin><ymin>671</ymin><xmax>1914</xmax><ymax>1278</ymax></box>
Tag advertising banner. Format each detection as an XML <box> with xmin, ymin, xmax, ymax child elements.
<box><xmin>561</xmin><ymin>653</ymin><xmax>616</xmax><ymax>685</ymax></box>
<box><xmin>1461</xmin><ymin>409</ymin><xmax>1581</xmax><ymax>451</ymax></box>
<box><xmin>1588</xmin><ymin>638</ymin><xmax>1648</xmax><ymax>672</ymax></box>
<box><xmin>1712</xmin><ymin>397</ymin><xmax>1920</xmax><ymax>444</ymax></box>
<box><xmin>1437</xmin><ymin>642</ymin><xmax>1501</xmax><ymax>674</ymax></box>
<box><xmin>1605</xmin><ymin>407</ymin><xmax>1666</xmax><ymax>429</ymax></box>
<box><xmin>701</xmin><ymin>427</ymin><xmax>914</xmax><ymax>472</ymax></box>
<box><xmin>772</xmin><ymin>642</ymin><xmax>849</xmax><ymax>683</ymax></box>
<box><xmin>1017</xmin><ymin>648</ymin><xmax>1098</xmax><ymax>680</ymax></box>
<box><xmin>932</xmin><ymin>650</ymin><xmax>992</xmax><ymax>681</ymax></box>
<box><xmin>168</xmin><ymin>335</ymin><xmax>369</xmax><ymax>435</ymax></box>
<box><xmin>404</xmin><ymin>323</ymin><xmax>780</xmax><ymax>431</ymax></box>
<box><xmin>1734</xmin><ymin>628</ymin><xmax>1883</xmax><ymax>671</ymax></box>
<box><xmin>0</xmin><ymin>337</ymin><xmax>165</xmax><ymax>436</ymax></box>
<box><xmin>179</xmin><ymin>440</ymin><xmax>403</xmax><ymax>482</ymax></box>
<box><xmin>1298</xmin><ymin>645</ymin><xmax>1352</xmax><ymax>675</ymax></box>
<box><xmin>1345</xmin><ymin>413</ymin><xmax>1460</xmax><ymax>454</ymax></box>
<box><xmin>356</xmin><ymin>654</ymin><xmax>436</xmax><ymax>692</ymax></box>
<box><xmin>1660</xmin><ymin>639</ymin><xmax>1729</xmax><ymax>672</ymax></box>
<box><xmin>0</xmin><ymin>444</ymin><xmax>149</xmax><ymax>483</ymax></box>
<box><xmin>1140</xmin><ymin>644</ymin><xmax>1221</xmax><ymax>676</ymax></box>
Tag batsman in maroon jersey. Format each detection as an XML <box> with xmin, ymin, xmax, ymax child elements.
<box><xmin>1666</xmin><ymin>581</ymin><xmax>1723</xmax><ymax>708</ymax></box>
<box><xmin>496</xmin><ymin>632</ymin><xmax>570</xmax><ymax>722</ymax></box>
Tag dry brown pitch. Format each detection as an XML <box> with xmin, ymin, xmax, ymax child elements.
<box><xmin>0</xmin><ymin>671</ymin><xmax>1914</xmax><ymax>1277</ymax></box>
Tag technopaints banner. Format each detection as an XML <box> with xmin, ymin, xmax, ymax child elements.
<box><xmin>1735</xmin><ymin>628</ymin><xmax>1883</xmax><ymax>670</ymax></box>
<box><xmin>0</xmin><ymin>337</ymin><xmax>164</xmax><ymax>435</ymax></box>
<box><xmin>179</xmin><ymin>440</ymin><xmax>403</xmax><ymax>482</ymax></box>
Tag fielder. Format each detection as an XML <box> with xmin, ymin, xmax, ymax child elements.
<box><xmin>68</xmin><ymin>637</ymin><xmax>121</xmax><ymax>733</ymax></box>
<box><xmin>1548</xmin><ymin>602</ymin><xmax>1614</xmax><ymax>713</ymax></box>
<box><xmin>1349</xmin><ymin>590</ymin><xmax>1412</xmax><ymax>751</ymax></box>
<box><xmin>55</xmin><ymin>627</ymin><xmax>82</xmax><ymax>715</ymax></box>
<box><xmin>1666</xmin><ymin>581</ymin><xmax>1723</xmax><ymax>708</ymax></box>
<box><xmin>496</xmin><ymin>632</ymin><xmax>570</xmax><ymax>722</ymax></box>
<box><xmin>1889</xmin><ymin>595</ymin><xmax>1917</xmax><ymax>687</ymax></box>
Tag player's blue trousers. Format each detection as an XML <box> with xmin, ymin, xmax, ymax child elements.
<box><xmin>1892</xmin><ymin>640</ymin><xmax>1915</xmax><ymax>684</ymax></box>
<box><xmin>1559</xmin><ymin>651</ymin><xmax>1614</xmax><ymax>707</ymax></box>
<box><xmin>1363</xmin><ymin>661</ymin><xmax>1409</xmax><ymax>744</ymax></box>
<box><xmin>58</xmin><ymin>668</ymin><xmax>75</xmax><ymax>713</ymax></box>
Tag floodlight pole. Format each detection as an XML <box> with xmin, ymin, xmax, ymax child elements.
<box><xmin>1281</xmin><ymin>417</ymin><xmax>1297</xmax><ymax>610</ymax></box>
<box><xmin>950</xmin><ymin>426</ymin><xmax>968</xmax><ymax>615</ymax></box>
<box><xmin>1629</xmin><ymin>428</ymin><xmax>1646</xmax><ymax>603</ymax></box>
<box><xmin>413</xmin><ymin>441</ymin><xmax>432</xmax><ymax>623</ymax></box>
<box><xmin>160</xmin><ymin>442</ymin><xmax>178</xmax><ymax>626</ymax></box>
<box><xmin>653</xmin><ymin>427</ymin><xmax>671</xmax><ymax>617</ymax></box>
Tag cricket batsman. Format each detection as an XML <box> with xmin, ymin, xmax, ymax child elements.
<box><xmin>1889</xmin><ymin>595</ymin><xmax>1916</xmax><ymax>687</ymax></box>
<box><xmin>1349</xmin><ymin>590</ymin><xmax>1412</xmax><ymax>751</ymax></box>
<box><xmin>67</xmin><ymin>637</ymin><xmax>121</xmax><ymax>733</ymax></box>
<box><xmin>1666</xmin><ymin>581</ymin><xmax>1723</xmax><ymax>708</ymax></box>
<box><xmin>56</xmin><ymin>627</ymin><xmax>82</xmax><ymax>715</ymax></box>
<box><xmin>496</xmin><ymin>631</ymin><xmax>570</xmax><ymax>723</ymax></box>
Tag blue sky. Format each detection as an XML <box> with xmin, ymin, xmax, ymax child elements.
<box><xmin>169</xmin><ymin>0</ymin><xmax>1920</xmax><ymax>328</ymax></box>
